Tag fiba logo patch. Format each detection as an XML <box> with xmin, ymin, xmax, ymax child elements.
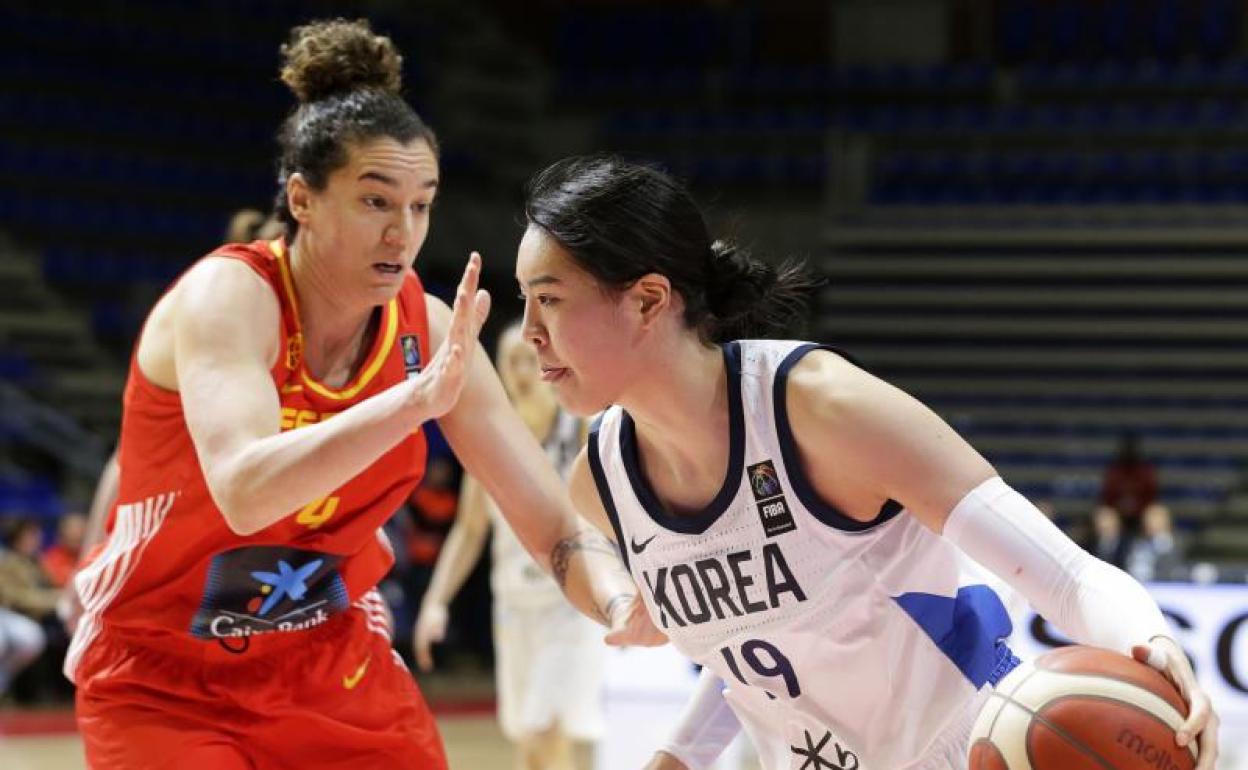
<box><xmin>747</xmin><ymin>460</ymin><xmax>796</xmax><ymax>537</ymax></box>
<box><xmin>401</xmin><ymin>334</ymin><xmax>422</xmax><ymax>379</ymax></box>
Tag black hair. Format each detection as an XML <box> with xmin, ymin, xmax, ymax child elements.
<box><xmin>273</xmin><ymin>18</ymin><xmax>438</xmax><ymax>236</ymax></box>
<box><xmin>523</xmin><ymin>155</ymin><xmax>820</xmax><ymax>343</ymax></box>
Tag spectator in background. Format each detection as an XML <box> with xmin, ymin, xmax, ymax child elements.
<box><xmin>223</xmin><ymin>207</ymin><xmax>285</xmax><ymax>243</ymax></box>
<box><xmin>41</xmin><ymin>512</ymin><xmax>86</xmax><ymax>588</ymax></box>
<box><xmin>1126</xmin><ymin>504</ymin><xmax>1188</xmax><ymax>583</ymax></box>
<box><xmin>1099</xmin><ymin>431</ymin><xmax>1160</xmax><ymax>536</ymax></box>
<box><xmin>1085</xmin><ymin>505</ymin><xmax>1130</xmax><ymax>569</ymax></box>
<box><xmin>0</xmin><ymin>517</ymin><xmax>61</xmax><ymax>622</ymax></box>
<box><xmin>0</xmin><ymin>516</ymin><xmax>62</xmax><ymax>702</ymax></box>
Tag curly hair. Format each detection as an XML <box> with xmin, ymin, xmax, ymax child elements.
<box><xmin>273</xmin><ymin>18</ymin><xmax>438</xmax><ymax>235</ymax></box>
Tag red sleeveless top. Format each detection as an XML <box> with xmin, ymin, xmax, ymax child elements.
<box><xmin>68</xmin><ymin>239</ymin><xmax>430</xmax><ymax>674</ymax></box>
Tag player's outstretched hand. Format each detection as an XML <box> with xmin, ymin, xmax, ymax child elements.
<box><xmin>604</xmin><ymin>593</ymin><xmax>667</xmax><ymax>647</ymax></box>
<box><xmin>413</xmin><ymin>602</ymin><xmax>448</xmax><ymax>672</ymax></box>
<box><xmin>1133</xmin><ymin>637</ymin><xmax>1219</xmax><ymax>770</ymax></box>
<box><xmin>410</xmin><ymin>251</ymin><xmax>491</xmax><ymax>420</ymax></box>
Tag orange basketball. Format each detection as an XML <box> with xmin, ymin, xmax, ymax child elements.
<box><xmin>968</xmin><ymin>645</ymin><xmax>1197</xmax><ymax>770</ymax></box>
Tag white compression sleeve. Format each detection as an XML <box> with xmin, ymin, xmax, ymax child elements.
<box><xmin>661</xmin><ymin>668</ymin><xmax>743</xmax><ymax>770</ymax></box>
<box><xmin>942</xmin><ymin>476</ymin><xmax>1171</xmax><ymax>655</ymax></box>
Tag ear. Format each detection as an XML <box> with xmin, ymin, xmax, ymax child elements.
<box><xmin>627</xmin><ymin>273</ymin><xmax>672</xmax><ymax>329</ymax></box>
<box><xmin>286</xmin><ymin>172</ymin><xmax>313</xmax><ymax>225</ymax></box>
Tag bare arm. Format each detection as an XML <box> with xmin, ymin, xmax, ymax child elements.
<box><xmin>83</xmin><ymin>449</ymin><xmax>119</xmax><ymax>556</ymax></box>
<box><xmin>786</xmin><ymin>350</ymin><xmax>994</xmax><ymax>530</ymax></box>
<box><xmin>176</xmin><ymin>255</ymin><xmax>486</xmax><ymax>535</ymax></box>
<box><xmin>413</xmin><ymin>474</ymin><xmax>491</xmax><ymax>670</ymax></box>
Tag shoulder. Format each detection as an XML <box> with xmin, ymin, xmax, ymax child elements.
<box><xmin>784</xmin><ymin>348</ymin><xmax>882</xmax><ymax>427</ymax></box>
<box><xmin>171</xmin><ymin>256</ymin><xmax>282</xmax><ymax>362</ymax></box>
<box><xmin>177</xmin><ymin>255</ymin><xmax>280</xmax><ymax>318</ymax></box>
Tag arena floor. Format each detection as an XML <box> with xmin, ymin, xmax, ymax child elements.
<box><xmin>0</xmin><ymin>712</ymin><xmax>512</xmax><ymax>770</ymax></box>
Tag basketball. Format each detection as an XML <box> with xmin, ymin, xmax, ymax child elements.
<box><xmin>968</xmin><ymin>645</ymin><xmax>1197</xmax><ymax>770</ymax></box>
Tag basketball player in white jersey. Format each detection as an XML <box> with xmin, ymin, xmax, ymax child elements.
<box><xmin>513</xmin><ymin>156</ymin><xmax>1219</xmax><ymax>770</ymax></box>
<box><xmin>415</xmin><ymin>322</ymin><xmax>605</xmax><ymax>770</ymax></box>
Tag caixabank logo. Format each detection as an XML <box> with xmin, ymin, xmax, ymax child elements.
<box><xmin>191</xmin><ymin>546</ymin><xmax>349</xmax><ymax>641</ymax></box>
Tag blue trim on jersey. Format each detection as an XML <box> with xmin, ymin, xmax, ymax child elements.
<box><xmin>773</xmin><ymin>343</ymin><xmax>904</xmax><ymax>532</ymax></box>
<box><xmin>893</xmin><ymin>585</ymin><xmax>1020</xmax><ymax>688</ymax></box>
<box><xmin>618</xmin><ymin>342</ymin><xmax>745</xmax><ymax>535</ymax></box>
<box><xmin>589</xmin><ymin>417</ymin><xmax>632</xmax><ymax>572</ymax></box>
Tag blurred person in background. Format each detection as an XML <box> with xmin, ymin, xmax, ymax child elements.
<box><xmin>224</xmin><ymin>207</ymin><xmax>285</xmax><ymax>244</ymax></box>
<box><xmin>1126</xmin><ymin>504</ymin><xmax>1188</xmax><ymax>583</ymax></box>
<box><xmin>0</xmin><ymin>517</ymin><xmax>61</xmax><ymax>623</ymax></box>
<box><xmin>62</xmin><ymin>20</ymin><xmax>653</xmax><ymax>770</ymax></box>
<box><xmin>415</xmin><ymin>321</ymin><xmax>604</xmax><ymax>770</ymax></box>
<box><xmin>40</xmin><ymin>512</ymin><xmax>86</xmax><ymax>589</ymax></box>
<box><xmin>1085</xmin><ymin>504</ymin><xmax>1130</xmax><ymax>569</ymax></box>
<box><xmin>0</xmin><ymin>516</ymin><xmax>62</xmax><ymax>702</ymax></box>
<box><xmin>1099</xmin><ymin>431</ymin><xmax>1161</xmax><ymax>536</ymax></box>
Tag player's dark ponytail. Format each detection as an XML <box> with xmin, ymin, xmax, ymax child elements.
<box><xmin>524</xmin><ymin>155</ymin><xmax>820</xmax><ymax>343</ymax></box>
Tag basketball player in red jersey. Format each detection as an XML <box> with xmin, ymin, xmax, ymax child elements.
<box><xmin>65</xmin><ymin>20</ymin><xmax>655</xmax><ymax>769</ymax></box>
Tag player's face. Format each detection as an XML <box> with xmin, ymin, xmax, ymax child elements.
<box><xmin>302</xmin><ymin>136</ymin><xmax>439</xmax><ymax>305</ymax></box>
<box><xmin>515</xmin><ymin>226</ymin><xmax>637</xmax><ymax>416</ymax></box>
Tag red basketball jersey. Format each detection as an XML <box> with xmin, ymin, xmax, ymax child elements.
<box><xmin>67</xmin><ymin>239</ymin><xmax>431</xmax><ymax>680</ymax></box>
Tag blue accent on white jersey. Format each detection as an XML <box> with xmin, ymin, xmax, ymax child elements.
<box><xmin>893</xmin><ymin>585</ymin><xmax>1018</xmax><ymax>688</ymax></box>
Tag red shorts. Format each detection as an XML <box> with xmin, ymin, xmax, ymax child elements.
<box><xmin>75</xmin><ymin>607</ymin><xmax>446</xmax><ymax>770</ymax></box>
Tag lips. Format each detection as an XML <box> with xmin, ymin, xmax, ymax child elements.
<box><xmin>540</xmin><ymin>364</ymin><xmax>568</xmax><ymax>383</ymax></box>
<box><xmin>372</xmin><ymin>262</ymin><xmax>403</xmax><ymax>274</ymax></box>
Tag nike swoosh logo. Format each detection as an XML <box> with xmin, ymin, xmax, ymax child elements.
<box><xmin>629</xmin><ymin>534</ymin><xmax>657</xmax><ymax>555</ymax></box>
<box><xmin>343</xmin><ymin>656</ymin><xmax>371</xmax><ymax>690</ymax></box>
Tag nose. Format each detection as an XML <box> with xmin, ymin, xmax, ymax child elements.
<box><xmin>521</xmin><ymin>300</ymin><xmax>546</xmax><ymax>349</ymax></box>
<box><xmin>383</xmin><ymin>213</ymin><xmax>414</xmax><ymax>249</ymax></box>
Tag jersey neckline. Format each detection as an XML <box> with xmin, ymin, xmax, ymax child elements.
<box><xmin>270</xmin><ymin>239</ymin><xmax>399</xmax><ymax>402</ymax></box>
<box><xmin>617</xmin><ymin>341</ymin><xmax>745</xmax><ymax>535</ymax></box>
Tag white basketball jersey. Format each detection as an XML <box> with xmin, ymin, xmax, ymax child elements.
<box><xmin>589</xmin><ymin>340</ymin><xmax>1020</xmax><ymax>770</ymax></box>
<box><xmin>489</xmin><ymin>406</ymin><xmax>583</xmax><ymax>609</ymax></box>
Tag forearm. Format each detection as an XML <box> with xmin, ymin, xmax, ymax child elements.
<box><xmin>549</xmin><ymin>523</ymin><xmax>636</xmax><ymax>624</ymax></box>
<box><xmin>210</xmin><ymin>380</ymin><xmax>426</xmax><ymax>535</ymax></box>
<box><xmin>661</xmin><ymin>668</ymin><xmax>742</xmax><ymax>770</ymax></box>
<box><xmin>82</xmin><ymin>450</ymin><xmax>120</xmax><ymax>559</ymax></box>
<box><xmin>943</xmin><ymin>477</ymin><xmax>1170</xmax><ymax>653</ymax></box>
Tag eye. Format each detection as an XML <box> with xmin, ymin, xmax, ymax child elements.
<box><xmin>536</xmin><ymin>295</ymin><xmax>557</xmax><ymax>307</ymax></box>
<box><xmin>363</xmin><ymin>195</ymin><xmax>388</xmax><ymax>209</ymax></box>
<box><xmin>412</xmin><ymin>202</ymin><xmax>432</xmax><ymax>214</ymax></box>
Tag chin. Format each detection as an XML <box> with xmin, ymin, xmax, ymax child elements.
<box><xmin>553</xmin><ymin>382</ymin><xmax>613</xmax><ymax>418</ymax></box>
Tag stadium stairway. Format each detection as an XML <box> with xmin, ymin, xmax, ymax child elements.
<box><xmin>819</xmin><ymin>224</ymin><xmax>1248</xmax><ymax>569</ymax></box>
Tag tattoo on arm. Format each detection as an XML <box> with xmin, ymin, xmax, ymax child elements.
<box><xmin>550</xmin><ymin>530</ymin><xmax>623</xmax><ymax>589</ymax></box>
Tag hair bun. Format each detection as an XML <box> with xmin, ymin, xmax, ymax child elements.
<box><xmin>706</xmin><ymin>240</ymin><xmax>774</xmax><ymax>316</ymax></box>
<box><xmin>280</xmin><ymin>18</ymin><xmax>403</xmax><ymax>104</ymax></box>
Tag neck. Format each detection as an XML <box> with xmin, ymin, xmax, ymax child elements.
<box><xmin>289</xmin><ymin>238</ymin><xmax>375</xmax><ymax>374</ymax></box>
<box><xmin>618</xmin><ymin>334</ymin><xmax>728</xmax><ymax>490</ymax></box>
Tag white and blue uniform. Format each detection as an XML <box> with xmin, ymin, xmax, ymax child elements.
<box><xmin>588</xmin><ymin>340</ymin><xmax>1020</xmax><ymax>770</ymax></box>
